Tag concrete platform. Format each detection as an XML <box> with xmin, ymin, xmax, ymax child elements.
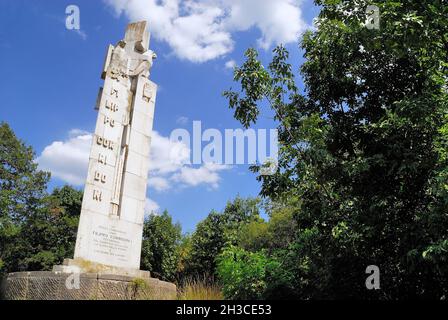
<box><xmin>1</xmin><ymin>271</ymin><xmax>177</xmax><ymax>300</ymax></box>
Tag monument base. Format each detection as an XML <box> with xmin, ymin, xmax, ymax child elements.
<box><xmin>1</xmin><ymin>270</ymin><xmax>177</xmax><ymax>300</ymax></box>
<box><xmin>52</xmin><ymin>258</ymin><xmax>151</xmax><ymax>279</ymax></box>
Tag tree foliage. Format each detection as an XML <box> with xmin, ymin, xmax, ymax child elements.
<box><xmin>217</xmin><ymin>246</ymin><xmax>277</xmax><ymax>300</ymax></box>
<box><xmin>1</xmin><ymin>122</ymin><xmax>82</xmax><ymax>276</ymax></box>
<box><xmin>1</xmin><ymin>122</ymin><xmax>50</xmax><ymax>275</ymax></box>
<box><xmin>218</xmin><ymin>200</ymin><xmax>301</xmax><ymax>300</ymax></box>
<box><xmin>19</xmin><ymin>186</ymin><xmax>81</xmax><ymax>271</ymax></box>
<box><xmin>141</xmin><ymin>210</ymin><xmax>182</xmax><ymax>282</ymax></box>
<box><xmin>182</xmin><ymin>196</ymin><xmax>261</xmax><ymax>278</ymax></box>
<box><xmin>224</xmin><ymin>0</ymin><xmax>448</xmax><ymax>299</ymax></box>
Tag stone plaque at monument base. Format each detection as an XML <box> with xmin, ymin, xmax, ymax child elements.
<box><xmin>1</xmin><ymin>21</ymin><xmax>176</xmax><ymax>300</ymax></box>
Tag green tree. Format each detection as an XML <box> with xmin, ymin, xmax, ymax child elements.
<box><xmin>20</xmin><ymin>186</ymin><xmax>82</xmax><ymax>271</ymax></box>
<box><xmin>141</xmin><ymin>210</ymin><xmax>182</xmax><ymax>282</ymax></box>
<box><xmin>238</xmin><ymin>201</ymin><xmax>298</xmax><ymax>253</ymax></box>
<box><xmin>224</xmin><ymin>0</ymin><xmax>448</xmax><ymax>299</ymax></box>
<box><xmin>176</xmin><ymin>233</ymin><xmax>193</xmax><ymax>280</ymax></box>
<box><xmin>237</xmin><ymin>220</ymin><xmax>270</xmax><ymax>252</ymax></box>
<box><xmin>228</xmin><ymin>199</ymin><xmax>301</xmax><ymax>299</ymax></box>
<box><xmin>50</xmin><ymin>185</ymin><xmax>83</xmax><ymax>218</ymax></box>
<box><xmin>0</xmin><ymin>122</ymin><xmax>50</xmax><ymax>276</ymax></box>
<box><xmin>0</xmin><ymin>122</ymin><xmax>83</xmax><ymax>276</ymax></box>
<box><xmin>184</xmin><ymin>196</ymin><xmax>261</xmax><ymax>278</ymax></box>
<box><xmin>184</xmin><ymin>210</ymin><xmax>226</xmax><ymax>278</ymax></box>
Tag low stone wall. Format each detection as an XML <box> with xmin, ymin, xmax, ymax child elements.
<box><xmin>1</xmin><ymin>271</ymin><xmax>177</xmax><ymax>300</ymax></box>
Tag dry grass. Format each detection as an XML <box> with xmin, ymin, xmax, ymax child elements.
<box><xmin>177</xmin><ymin>278</ymin><xmax>223</xmax><ymax>300</ymax></box>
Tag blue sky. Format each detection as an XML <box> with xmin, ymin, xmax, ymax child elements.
<box><xmin>0</xmin><ymin>0</ymin><xmax>319</xmax><ymax>232</ymax></box>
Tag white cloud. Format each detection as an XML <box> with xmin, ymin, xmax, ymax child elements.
<box><xmin>172</xmin><ymin>162</ymin><xmax>230</xmax><ymax>189</ymax></box>
<box><xmin>36</xmin><ymin>129</ymin><xmax>230</xmax><ymax>190</ymax></box>
<box><xmin>176</xmin><ymin>116</ymin><xmax>189</xmax><ymax>125</ymax></box>
<box><xmin>36</xmin><ymin>131</ymin><xmax>92</xmax><ymax>185</ymax></box>
<box><xmin>68</xmin><ymin>128</ymin><xmax>91</xmax><ymax>137</ymax></box>
<box><xmin>104</xmin><ymin>0</ymin><xmax>308</xmax><ymax>62</ymax></box>
<box><xmin>225</xmin><ymin>59</ymin><xmax>236</xmax><ymax>69</ymax></box>
<box><xmin>145</xmin><ymin>198</ymin><xmax>160</xmax><ymax>215</ymax></box>
<box><xmin>224</xmin><ymin>0</ymin><xmax>307</xmax><ymax>49</ymax></box>
<box><xmin>149</xmin><ymin>131</ymin><xmax>231</xmax><ymax>189</ymax></box>
<box><xmin>149</xmin><ymin>131</ymin><xmax>191</xmax><ymax>175</ymax></box>
<box><xmin>75</xmin><ymin>29</ymin><xmax>88</xmax><ymax>40</ymax></box>
<box><xmin>148</xmin><ymin>176</ymin><xmax>170</xmax><ymax>191</ymax></box>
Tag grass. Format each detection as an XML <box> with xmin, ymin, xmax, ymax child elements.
<box><xmin>177</xmin><ymin>278</ymin><xmax>223</xmax><ymax>300</ymax></box>
<box><xmin>125</xmin><ymin>276</ymin><xmax>223</xmax><ymax>300</ymax></box>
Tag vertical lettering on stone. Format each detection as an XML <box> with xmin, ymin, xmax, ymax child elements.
<box><xmin>106</xmin><ymin>100</ymin><xmax>119</xmax><ymax>112</ymax></box>
<box><xmin>96</xmin><ymin>136</ymin><xmax>114</xmax><ymax>151</ymax></box>
<box><xmin>98</xmin><ymin>154</ymin><xmax>107</xmax><ymax>165</ymax></box>
<box><xmin>104</xmin><ymin>116</ymin><xmax>115</xmax><ymax>127</ymax></box>
<box><xmin>94</xmin><ymin>171</ymin><xmax>106</xmax><ymax>184</ymax></box>
<box><xmin>93</xmin><ymin>190</ymin><xmax>102</xmax><ymax>202</ymax></box>
<box><xmin>111</xmin><ymin>88</ymin><xmax>119</xmax><ymax>98</ymax></box>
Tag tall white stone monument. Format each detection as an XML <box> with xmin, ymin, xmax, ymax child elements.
<box><xmin>2</xmin><ymin>22</ymin><xmax>176</xmax><ymax>299</ymax></box>
<box><xmin>58</xmin><ymin>21</ymin><xmax>157</xmax><ymax>277</ymax></box>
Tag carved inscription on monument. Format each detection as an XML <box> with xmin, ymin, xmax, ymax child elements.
<box><xmin>74</xmin><ymin>21</ymin><xmax>157</xmax><ymax>270</ymax></box>
<box><xmin>93</xmin><ymin>190</ymin><xmax>102</xmax><ymax>202</ymax></box>
<box><xmin>91</xmin><ymin>225</ymin><xmax>132</xmax><ymax>263</ymax></box>
<box><xmin>96</xmin><ymin>135</ymin><xmax>115</xmax><ymax>150</ymax></box>
<box><xmin>105</xmin><ymin>99</ymin><xmax>119</xmax><ymax>112</ymax></box>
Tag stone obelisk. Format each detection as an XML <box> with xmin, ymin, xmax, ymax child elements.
<box><xmin>57</xmin><ymin>21</ymin><xmax>157</xmax><ymax>277</ymax></box>
<box><xmin>2</xmin><ymin>22</ymin><xmax>176</xmax><ymax>300</ymax></box>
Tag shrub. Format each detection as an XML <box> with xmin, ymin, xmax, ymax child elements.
<box><xmin>217</xmin><ymin>246</ymin><xmax>279</xmax><ymax>300</ymax></box>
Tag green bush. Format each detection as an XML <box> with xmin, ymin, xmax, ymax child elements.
<box><xmin>217</xmin><ymin>246</ymin><xmax>279</xmax><ymax>300</ymax></box>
